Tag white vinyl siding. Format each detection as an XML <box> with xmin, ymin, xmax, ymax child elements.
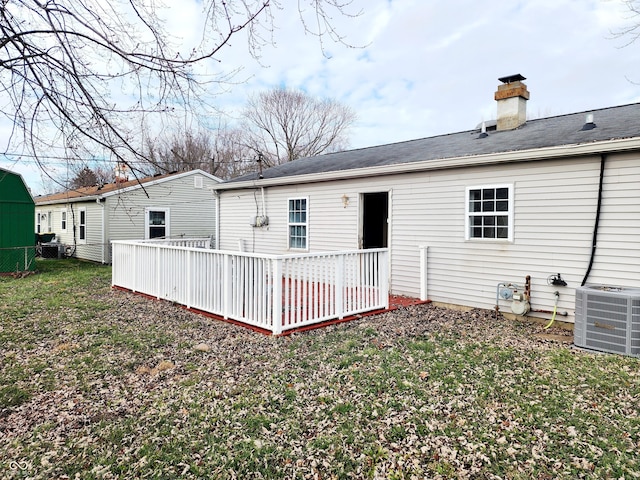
<box><xmin>217</xmin><ymin>152</ymin><xmax>640</xmax><ymax>324</ymax></box>
<box><xmin>35</xmin><ymin>171</ymin><xmax>219</xmax><ymax>263</ymax></box>
<box><xmin>106</xmin><ymin>171</ymin><xmax>219</xmax><ymax>257</ymax></box>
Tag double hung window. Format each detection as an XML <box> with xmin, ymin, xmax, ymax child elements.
<box><xmin>288</xmin><ymin>198</ymin><xmax>308</xmax><ymax>249</ymax></box>
<box><xmin>466</xmin><ymin>185</ymin><xmax>513</xmax><ymax>241</ymax></box>
<box><xmin>78</xmin><ymin>208</ymin><xmax>87</xmax><ymax>242</ymax></box>
<box><xmin>146</xmin><ymin>208</ymin><xmax>170</xmax><ymax>239</ymax></box>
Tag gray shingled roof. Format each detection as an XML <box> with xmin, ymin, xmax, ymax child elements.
<box><xmin>229</xmin><ymin>103</ymin><xmax>640</xmax><ymax>183</ymax></box>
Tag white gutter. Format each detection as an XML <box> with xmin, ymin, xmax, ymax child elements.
<box><xmin>214</xmin><ymin>190</ymin><xmax>220</xmax><ymax>249</ymax></box>
<box><xmin>212</xmin><ymin>137</ymin><xmax>640</xmax><ymax>191</ymax></box>
<box><xmin>36</xmin><ymin>195</ymin><xmax>102</xmax><ymax>206</ymax></box>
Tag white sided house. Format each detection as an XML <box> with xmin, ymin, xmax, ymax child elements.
<box><xmin>213</xmin><ymin>75</ymin><xmax>640</xmax><ymax>326</ymax></box>
<box><xmin>35</xmin><ymin>169</ymin><xmax>221</xmax><ymax>263</ymax></box>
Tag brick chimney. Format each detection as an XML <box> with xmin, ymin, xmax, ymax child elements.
<box><xmin>495</xmin><ymin>74</ymin><xmax>529</xmax><ymax>131</ymax></box>
<box><xmin>114</xmin><ymin>162</ymin><xmax>130</xmax><ymax>183</ymax></box>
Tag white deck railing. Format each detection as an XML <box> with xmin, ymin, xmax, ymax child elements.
<box><xmin>111</xmin><ymin>240</ymin><xmax>389</xmax><ymax>334</ymax></box>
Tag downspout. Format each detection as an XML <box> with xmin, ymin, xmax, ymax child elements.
<box><xmin>214</xmin><ymin>190</ymin><xmax>220</xmax><ymax>250</ymax></box>
<box><xmin>581</xmin><ymin>154</ymin><xmax>606</xmax><ymax>286</ymax></box>
<box><xmin>97</xmin><ymin>197</ymin><xmax>105</xmax><ymax>263</ymax></box>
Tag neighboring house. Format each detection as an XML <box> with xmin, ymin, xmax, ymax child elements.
<box><xmin>0</xmin><ymin>168</ymin><xmax>36</xmax><ymax>273</ymax></box>
<box><xmin>212</xmin><ymin>75</ymin><xmax>640</xmax><ymax>324</ymax></box>
<box><xmin>35</xmin><ymin>169</ymin><xmax>221</xmax><ymax>263</ymax></box>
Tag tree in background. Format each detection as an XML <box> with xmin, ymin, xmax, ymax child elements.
<box><xmin>0</xmin><ymin>1</ymin><xmax>361</xmax><ymax>185</ymax></box>
<box><xmin>146</xmin><ymin>126</ymin><xmax>256</xmax><ymax>180</ymax></box>
<box><xmin>69</xmin><ymin>165</ymin><xmax>113</xmax><ymax>189</ymax></box>
<box><xmin>242</xmin><ymin>87</ymin><xmax>356</xmax><ymax>167</ymax></box>
<box><xmin>616</xmin><ymin>1</ymin><xmax>640</xmax><ymax>46</ymax></box>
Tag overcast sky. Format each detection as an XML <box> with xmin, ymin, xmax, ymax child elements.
<box><xmin>3</xmin><ymin>0</ymin><xmax>640</xmax><ymax>194</ymax></box>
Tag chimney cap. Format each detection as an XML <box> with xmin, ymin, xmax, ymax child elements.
<box><xmin>498</xmin><ymin>74</ymin><xmax>526</xmax><ymax>84</ymax></box>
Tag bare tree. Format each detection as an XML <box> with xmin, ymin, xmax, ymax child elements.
<box><xmin>148</xmin><ymin>129</ymin><xmax>219</xmax><ymax>176</ymax></box>
<box><xmin>242</xmin><ymin>87</ymin><xmax>356</xmax><ymax>167</ymax></box>
<box><xmin>615</xmin><ymin>1</ymin><xmax>640</xmax><ymax>46</ymax></box>
<box><xmin>0</xmin><ymin>1</ymin><xmax>362</xmax><ymax>186</ymax></box>
<box><xmin>212</xmin><ymin>127</ymin><xmax>257</xmax><ymax>179</ymax></box>
<box><xmin>146</xmin><ymin>126</ymin><xmax>257</xmax><ymax>180</ymax></box>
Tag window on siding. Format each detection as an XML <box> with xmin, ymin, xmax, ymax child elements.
<box><xmin>466</xmin><ymin>185</ymin><xmax>513</xmax><ymax>241</ymax></box>
<box><xmin>146</xmin><ymin>208</ymin><xmax>170</xmax><ymax>239</ymax></box>
<box><xmin>79</xmin><ymin>208</ymin><xmax>87</xmax><ymax>243</ymax></box>
<box><xmin>47</xmin><ymin>210</ymin><xmax>52</xmax><ymax>232</ymax></box>
<box><xmin>288</xmin><ymin>198</ymin><xmax>308</xmax><ymax>249</ymax></box>
<box><xmin>36</xmin><ymin>211</ymin><xmax>42</xmax><ymax>233</ymax></box>
<box><xmin>61</xmin><ymin>210</ymin><xmax>67</xmax><ymax>232</ymax></box>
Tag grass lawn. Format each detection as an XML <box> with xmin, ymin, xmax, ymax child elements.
<box><xmin>1</xmin><ymin>259</ymin><xmax>639</xmax><ymax>479</ymax></box>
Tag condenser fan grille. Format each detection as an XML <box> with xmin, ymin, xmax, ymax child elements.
<box><xmin>575</xmin><ymin>286</ymin><xmax>640</xmax><ymax>357</ymax></box>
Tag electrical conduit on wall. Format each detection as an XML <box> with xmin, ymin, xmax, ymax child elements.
<box><xmin>581</xmin><ymin>154</ymin><xmax>606</xmax><ymax>287</ymax></box>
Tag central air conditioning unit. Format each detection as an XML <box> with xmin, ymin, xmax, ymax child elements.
<box><xmin>574</xmin><ymin>285</ymin><xmax>640</xmax><ymax>357</ymax></box>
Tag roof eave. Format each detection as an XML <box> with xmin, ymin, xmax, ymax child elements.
<box><xmin>35</xmin><ymin>195</ymin><xmax>102</xmax><ymax>206</ymax></box>
<box><xmin>213</xmin><ymin>137</ymin><xmax>640</xmax><ymax>191</ymax></box>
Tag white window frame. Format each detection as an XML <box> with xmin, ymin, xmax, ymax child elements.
<box><xmin>78</xmin><ymin>207</ymin><xmax>87</xmax><ymax>244</ymax></box>
<box><xmin>36</xmin><ymin>211</ymin><xmax>42</xmax><ymax>233</ymax></box>
<box><xmin>465</xmin><ymin>184</ymin><xmax>514</xmax><ymax>242</ymax></box>
<box><xmin>61</xmin><ymin>209</ymin><xmax>67</xmax><ymax>232</ymax></box>
<box><xmin>287</xmin><ymin>197</ymin><xmax>308</xmax><ymax>250</ymax></box>
<box><xmin>46</xmin><ymin>210</ymin><xmax>53</xmax><ymax>232</ymax></box>
<box><xmin>145</xmin><ymin>207</ymin><xmax>170</xmax><ymax>240</ymax></box>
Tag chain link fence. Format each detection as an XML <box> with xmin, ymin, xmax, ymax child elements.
<box><xmin>1</xmin><ymin>242</ymin><xmax>114</xmax><ymax>274</ymax></box>
<box><xmin>0</xmin><ymin>246</ymin><xmax>37</xmax><ymax>275</ymax></box>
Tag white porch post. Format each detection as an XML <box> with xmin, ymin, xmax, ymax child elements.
<box><xmin>419</xmin><ymin>245</ymin><xmax>428</xmax><ymax>301</ymax></box>
<box><xmin>381</xmin><ymin>250</ymin><xmax>389</xmax><ymax>309</ymax></box>
<box><xmin>336</xmin><ymin>254</ymin><xmax>345</xmax><ymax>319</ymax></box>
<box><xmin>272</xmin><ymin>258</ymin><xmax>283</xmax><ymax>335</ymax></box>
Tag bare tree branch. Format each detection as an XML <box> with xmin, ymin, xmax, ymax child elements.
<box><xmin>0</xmin><ymin>0</ymin><xmax>362</xmax><ymax>186</ymax></box>
<box><xmin>242</xmin><ymin>86</ymin><xmax>356</xmax><ymax>167</ymax></box>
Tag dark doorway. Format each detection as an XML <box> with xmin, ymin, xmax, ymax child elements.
<box><xmin>361</xmin><ymin>192</ymin><xmax>388</xmax><ymax>249</ymax></box>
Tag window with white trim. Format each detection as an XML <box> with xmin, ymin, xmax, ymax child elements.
<box><xmin>36</xmin><ymin>211</ymin><xmax>42</xmax><ymax>233</ymax></box>
<box><xmin>465</xmin><ymin>184</ymin><xmax>513</xmax><ymax>241</ymax></box>
<box><xmin>61</xmin><ymin>209</ymin><xmax>67</xmax><ymax>232</ymax></box>
<box><xmin>47</xmin><ymin>210</ymin><xmax>52</xmax><ymax>232</ymax></box>
<box><xmin>78</xmin><ymin>208</ymin><xmax>87</xmax><ymax>243</ymax></box>
<box><xmin>145</xmin><ymin>208</ymin><xmax>170</xmax><ymax>239</ymax></box>
<box><xmin>288</xmin><ymin>198</ymin><xmax>308</xmax><ymax>249</ymax></box>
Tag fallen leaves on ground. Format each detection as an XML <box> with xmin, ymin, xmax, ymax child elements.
<box><xmin>1</xmin><ymin>271</ymin><xmax>639</xmax><ymax>479</ymax></box>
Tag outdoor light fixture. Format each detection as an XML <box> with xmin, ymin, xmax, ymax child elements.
<box><xmin>342</xmin><ymin>194</ymin><xmax>350</xmax><ymax>208</ymax></box>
